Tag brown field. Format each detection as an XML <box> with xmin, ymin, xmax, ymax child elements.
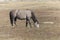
<box><xmin>0</xmin><ymin>2</ymin><xmax>60</xmax><ymax>40</ymax></box>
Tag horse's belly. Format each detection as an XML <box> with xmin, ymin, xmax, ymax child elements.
<box><xmin>17</xmin><ymin>13</ymin><xmax>26</xmax><ymax>19</ymax></box>
<box><xmin>17</xmin><ymin>14</ymin><xmax>26</xmax><ymax>19</ymax></box>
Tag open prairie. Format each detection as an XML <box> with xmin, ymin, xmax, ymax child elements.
<box><xmin>0</xmin><ymin>2</ymin><xmax>60</xmax><ymax>40</ymax></box>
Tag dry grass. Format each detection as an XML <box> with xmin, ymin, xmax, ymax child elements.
<box><xmin>0</xmin><ymin>2</ymin><xmax>60</xmax><ymax>40</ymax></box>
<box><xmin>0</xmin><ymin>2</ymin><xmax>60</xmax><ymax>9</ymax></box>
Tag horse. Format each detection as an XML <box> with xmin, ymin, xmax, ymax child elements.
<box><xmin>9</xmin><ymin>9</ymin><xmax>39</xmax><ymax>28</ymax></box>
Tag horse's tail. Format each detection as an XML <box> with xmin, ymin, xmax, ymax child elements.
<box><xmin>9</xmin><ymin>11</ymin><xmax>13</xmax><ymax>26</ymax></box>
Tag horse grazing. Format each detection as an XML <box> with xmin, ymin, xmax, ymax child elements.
<box><xmin>9</xmin><ymin>9</ymin><xmax>39</xmax><ymax>28</ymax></box>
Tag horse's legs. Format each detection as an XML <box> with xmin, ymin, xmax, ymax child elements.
<box><xmin>10</xmin><ymin>18</ymin><xmax>13</xmax><ymax>26</ymax></box>
<box><xmin>26</xmin><ymin>16</ymin><xmax>29</xmax><ymax>27</ymax></box>
<box><xmin>26</xmin><ymin>20</ymin><xmax>29</xmax><ymax>27</ymax></box>
<box><xmin>10</xmin><ymin>15</ymin><xmax>14</xmax><ymax>26</ymax></box>
<box><xmin>27</xmin><ymin>18</ymin><xmax>32</xmax><ymax>27</ymax></box>
<box><xmin>14</xmin><ymin>17</ymin><xmax>17</xmax><ymax>25</ymax></box>
<box><xmin>28</xmin><ymin>19</ymin><xmax>32</xmax><ymax>28</ymax></box>
<box><xmin>26</xmin><ymin>16</ymin><xmax>32</xmax><ymax>28</ymax></box>
<box><xmin>11</xmin><ymin>17</ymin><xmax>17</xmax><ymax>28</ymax></box>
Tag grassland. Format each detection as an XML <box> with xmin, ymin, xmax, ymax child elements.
<box><xmin>0</xmin><ymin>2</ymin><xmax>60</xmax><ymax>40</ymax></box>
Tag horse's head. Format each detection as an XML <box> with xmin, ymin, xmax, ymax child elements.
<box><xmin>34</xmin><ymin>21</ymin><xmax>39</xmax><ymax>28</ymax></box>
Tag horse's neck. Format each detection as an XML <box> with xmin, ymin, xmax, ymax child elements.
<box><xmin>31</xmin><ymin>13</ymin><xmax>38</xmax><ymax>23</ymax></box>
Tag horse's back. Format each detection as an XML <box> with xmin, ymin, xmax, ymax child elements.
<box><xmin>17</xmin><ymin>10</ymin><xmax>31</xmax><ymax>18</ymax></box>
<box><xmin>10</xmin><ymin>9</ymin><xmax>32</xmax><ymax>19</ymax></box>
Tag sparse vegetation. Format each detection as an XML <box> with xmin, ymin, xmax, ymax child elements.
<box><xmin>0</xmin><ymin>2</ymin><xmax>60</xmax><ymax>40</ymax></box>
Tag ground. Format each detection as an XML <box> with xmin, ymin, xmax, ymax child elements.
<box><xmin>0</xmin><ymin>8</ymin><xmax>60</xmax><ymax>40</ymax></box>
